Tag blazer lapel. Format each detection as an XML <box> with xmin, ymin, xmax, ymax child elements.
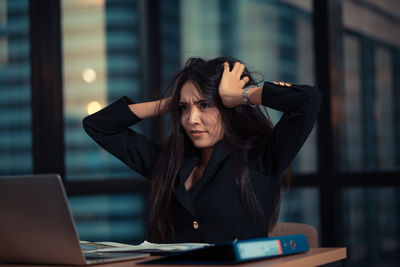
<box><xmin>189</xmin><ymin>140</ymin><xmax>230</xmax><ymax>201</ymax></box>
<box><xmin>173</xmin><ymin>156</ymin><xmax>197</xmax><ymax>216</ymax></box>
<box><xmin>172</xmin><ymin>140</ymin><xmax>230</xmax><ymax>216</ymax></box>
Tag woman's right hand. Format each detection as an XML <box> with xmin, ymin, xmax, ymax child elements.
<box><xmin>218</xmin><ymin>62</ymin><xmax>249</xmax><ymax>108</ymax></box>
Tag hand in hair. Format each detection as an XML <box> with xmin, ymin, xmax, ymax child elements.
<box><xmin>128</xmin><ymin>96</ymin><xmax>172</xmax><ymax>119</ymax></box>
<box><xmin>218</xmin><ymin>62</ymin><xmax>249</xmax><ymax>108</ymax></box>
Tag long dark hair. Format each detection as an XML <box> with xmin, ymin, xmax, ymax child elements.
<box><xmin>147</xmin><ymin>57</ymin><xmax>291</xmax><ymax>242</ymax></box>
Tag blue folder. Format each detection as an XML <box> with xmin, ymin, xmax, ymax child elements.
<box><xmin>140</xmin><ymin>234</ymin><xmax>309</xmax><ymax>265</ymax></box>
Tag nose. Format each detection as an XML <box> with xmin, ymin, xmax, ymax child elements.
<box><xmin>188</xmin><ymin>107</ymin><xmax>200</xmax><ymax>124</ymax></box>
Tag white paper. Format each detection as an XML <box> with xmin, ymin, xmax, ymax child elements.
<box><xmin>80</xmin><ymin>240</ymin><xmax>211</xmax><ymax>253</ymax></box>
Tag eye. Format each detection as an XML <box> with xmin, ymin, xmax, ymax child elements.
<box><xmin>200</xmin><ymin>102</ymin><xmax>211</xmax><ymax>109</ymax></box>
<box><xmin>179</xmin><ymin>104</ymin><xmax>187</xmax><ymax>111</ymax></box>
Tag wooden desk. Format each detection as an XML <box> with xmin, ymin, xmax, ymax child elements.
<box><xmin>1</xmin><ymin>247</ymin><xmax>346</xmax><ymax>267</ymax></box>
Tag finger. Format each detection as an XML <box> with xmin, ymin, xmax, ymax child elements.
<box><xmin>240</xmin><ymin>76</ymin><xmax>250</xmax><ymax>87</ymax></box>
<box><xmin>236</xmin><ymin>64</ymin><xmax>245</xmax><ymax>78</ymax></box>
<box><xmin>232</xmin><ymin>62</ymin><xmax>241</xmax><ymax>74</ymax></box>
<box><xmin>223</xmin><ymin>62</ymin><xmax>230</xmax><ymax>73</ymax></box>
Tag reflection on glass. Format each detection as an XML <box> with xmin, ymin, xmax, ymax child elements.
<box><xmin>87</xmin><ymin>101</ymin><xmax>102</xmax><ymax>115</ymax></box>
<box><xmin>374</xmin><ymin>47</ymin><xmax>395</xmax><ymax>170</ymax></box>
<box><xmin>279</xmin><ymin>188</ymin><xmax>320</xmax><ymax>241</ymax></box>
<box><xmin>68</xmin><ymin>194</ymin><xmax>146</xmax><ymax>243</ymax></box>
<box><xmin>0</xmin><ymin>0</ymin><xmax>32</xmax><ymax>175</ymax></box>
<box><xmin>342</xmin><ymin>187</ymin><xmax>400</xmax><ymax>266</ymax></box>
<box><xmin>62</xmin><ymin>0</ymin><xmax>142</xmax><ymax>180</ymax></box>
<box><xmin>341</xmin><ymin>1</ymin><xmax>400</xmax><ymax>265</ymax></box>
<box><xmin>342</xmin><ymin>0</ymin><xmax>400</xmax><ymax>171</ymax></box>
<box><xmin>62</xmin><ymin>0</ymin><xmax>145</xmax><ymax>244</ymax></box>
<box><xmin>342</xmin><ymin>35</ymin><xmax>362</xmax><ymax>171</ymax></box>
<box><xmin>82</xmin><ymin>68</ymin><xmax>97</xmax><ymax>83</ymax></box>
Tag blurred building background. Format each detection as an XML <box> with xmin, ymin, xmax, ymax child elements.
<box><xmin>0</xmin><ymin>0</ymin><xmax>399</xmax><ymax>266</ymax></box>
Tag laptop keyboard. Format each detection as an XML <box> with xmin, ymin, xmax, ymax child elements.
<box><xmin>81</xmin><ymin>242</ymin><xmax>114</xmax><ymax>252</ymax></box>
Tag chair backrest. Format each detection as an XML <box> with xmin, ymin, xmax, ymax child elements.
<box><xmin>269</xmin><ymin>222</ymin><xmax>319</xmax><ymax>247</ymax></box>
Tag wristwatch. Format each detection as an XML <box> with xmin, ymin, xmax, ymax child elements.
<box><xmin>242</xmin><ymin>86</ymin><xmax>257</xmax><ymax>107</ymax></box>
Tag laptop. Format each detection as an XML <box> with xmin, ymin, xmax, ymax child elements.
<box><xmin>0</xmin><ymin>174</ymin><xmax>149</xmax><ymax>265</ymax></box>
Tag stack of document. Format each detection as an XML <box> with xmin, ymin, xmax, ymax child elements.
<box><xmin>140</xmin><ymin>234</ymin><xmax>309</xmax><ymax>264</ymax></box>
<box><xmin>80</xmin><ymin>240</ymin><xmax>211</xmax><ymax>255</ymax></box>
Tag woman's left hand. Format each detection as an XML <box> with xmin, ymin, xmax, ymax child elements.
<box><xmin>219</xmin><ymin>62</ymin><xmax>249</xmax><ymax>108</ymax></box>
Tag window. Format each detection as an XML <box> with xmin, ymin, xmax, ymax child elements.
<box><xmin>340</xmin><ymin>0</ymin><xmax>400</xmax><ymax>264</ymax></box>
<box><xmin>62</xmin><ymin>0</ymin><xmax>143</xmax><ymax>180</ymax></box>
<box><xmin>0</xmin><ymin>0</ymin><xmax>32</xmax><ymax>175</ymax></box>
<box><xmin>62</xmin><ymin>0</ymin><xmax>146</xmax><ymax>243</ymax></box>
<box><xmin>341</xmin><ymin>0</ymin><xmax>400</xmax><ymax>172</ymax></box>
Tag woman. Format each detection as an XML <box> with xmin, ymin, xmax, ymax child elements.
<box><xmin>83</xmin><ymin>57</ymin><xmax>321</xmax><ymax>244</ymax></box>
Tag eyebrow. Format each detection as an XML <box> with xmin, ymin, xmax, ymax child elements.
<box><xmin>178</xmin><ymin>99</ymin><xmax>207</xmax><ymax>105</ymax></box>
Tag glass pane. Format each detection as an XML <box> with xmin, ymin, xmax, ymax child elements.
<box><xmin>374</xmin><ymin>47</ymin><xmax>395</xmax><ymax>170</ymax></box>
<box><xmin>68</xmin><ymin>194</ymin><xmax>146</xmax><ymax>243</ymax></box>
<box><xmin>62</xmin><ymin>0</ymin><xmax>147</xmax><ymax>244</ymax></box>
<box><xmin>278</xmin><ymin>188</ymin><xmax>320</xmax><ymax>244</ymax></box>
<box><xmin>341</xmin><ymin>0</ymin><xmax>400</xmax><ymax>171</ymax></box>
<box><xmin>161</xmin><ymin>0</ymin><xmax>317</xmax><ymax>174</ymax></box>
<box><xmin>62</xmin><ymin>0</ymin><xmax>143</xmax><ymax>180</ymax></box>
<box><xmin>341</xmin><ymin>35</ymin><xmax>363</xmax><ymax>171</ymax></box>
<box><xmin>342</xmin><ymin>187</ymin><xmax>400</xmax><ymax>266</ymax></box>
<box><xmin>0</xmin><ymin>0</ymin><xmax>32</xmax><ymax>175</ymax></box>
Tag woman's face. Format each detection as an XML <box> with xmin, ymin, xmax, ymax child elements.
<box><xmin>179</xmin><ymin>81</ymin><xmax>224</xmax><ymax>150</ymax></box>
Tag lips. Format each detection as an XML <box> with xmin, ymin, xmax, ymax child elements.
<box><xmin>190</xmin><ymin>130</ymin><xmax>206</xmax><ymax>138</ymax></box>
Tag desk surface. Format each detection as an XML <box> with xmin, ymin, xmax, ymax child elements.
<box><xmin>1</xmin><ymin>247</ymin><xmax>346</xmax><ymax>267</ymax></box>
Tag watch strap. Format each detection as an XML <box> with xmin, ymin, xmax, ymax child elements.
<box><xmin>242</xmin><ymin>86</ymin><xmax>257</xmax><ymax>107</ymax></box>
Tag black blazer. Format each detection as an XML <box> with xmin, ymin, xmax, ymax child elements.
<box><xmin>83</xmin><ymin>81</ymin><xmax>322</xmax><ymax>243</ymax></box>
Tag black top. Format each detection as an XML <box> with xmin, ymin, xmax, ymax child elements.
<box><xmin>82</xmin><ymin>81</ymin><xmax>322</xmax><ymax>243</ymax></box>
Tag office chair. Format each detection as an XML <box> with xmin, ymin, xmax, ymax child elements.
<box><xmin>269</xmin><ymin>222</ymin><xmax>319</xmax><ymax>247</ymax></box>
